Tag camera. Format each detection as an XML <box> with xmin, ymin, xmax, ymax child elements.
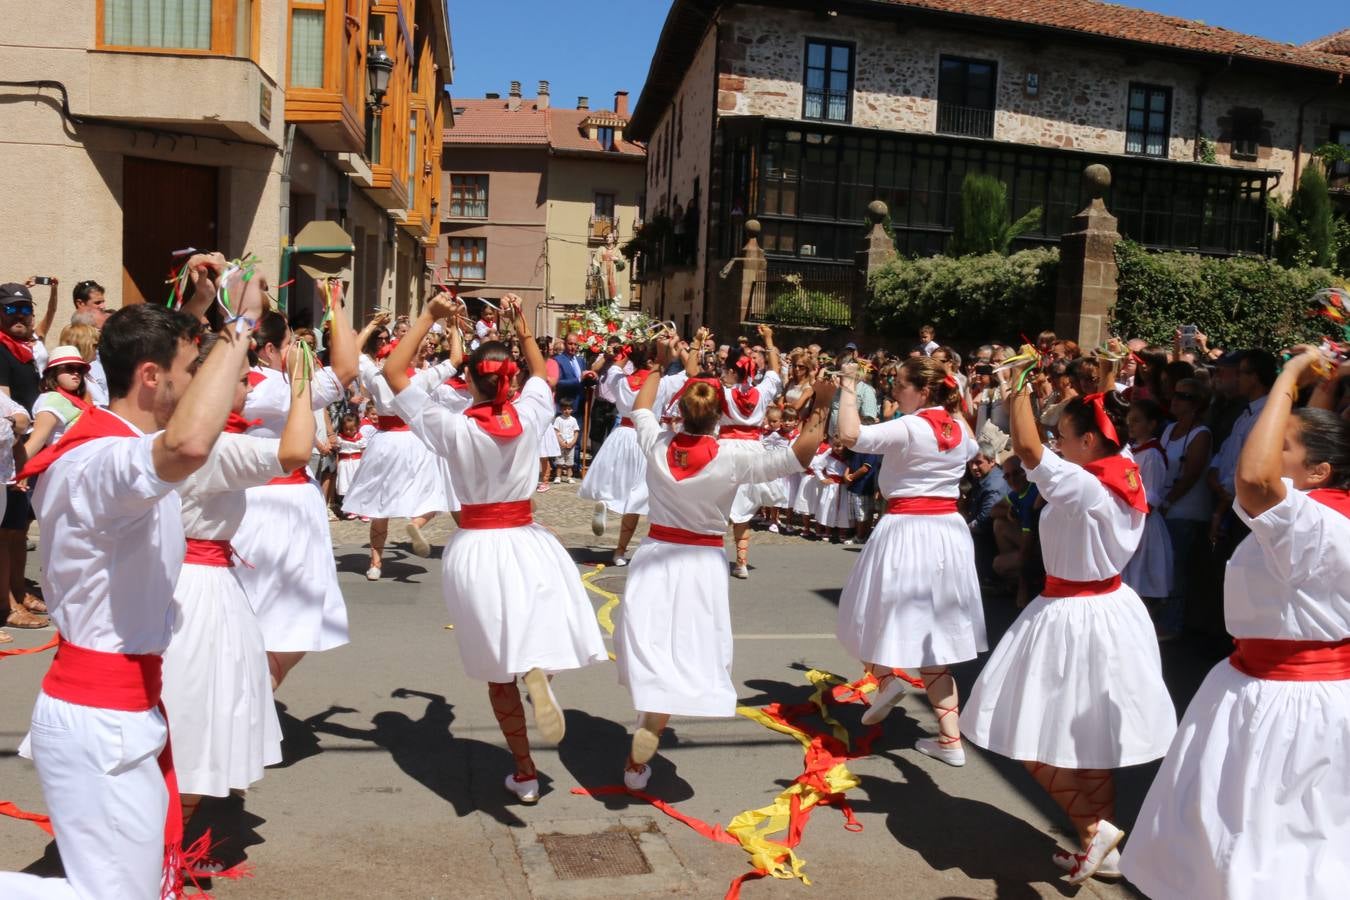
<box><xmin>1179</xmin><ymin>324</ymin><xmax>1198</xmax><ymax>350</ymax></box>
<box><xmin>975</xmin><ymin>363</ymin><xmax>994</xmax><ymax>376</ymax></box>
<box><xmin>33</xmin><ymin>276</ymin><xmax>53</xmax><ymax>285</ymax></box>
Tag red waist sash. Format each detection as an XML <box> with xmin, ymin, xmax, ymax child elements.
<box><xmin>266</xmin><ymin>467</ymin><xmax>310</xmax><ymax>487</ymax></box>
<box><xmin>718</xmin><ymin>424</ymin><xmax>761</xmax><ymax>441</ymax></box>
<box><xmin>647</xmin><ymin>523</ymin><xmax>724</xmax><ymax>547</ymax></box>
<box><xmin>41</xmin><ymin>639</ymin><xmax>191</xmax><ymax>894</ymax></box>
<box><xmin>1229</xmin><ymin>638</ymin><xmax>1350</xmax><ymax>681</ymax></box>
<box><xmin>1042</xmin><ymin>574</ymin><xmax>1122</xmax><ymax>598</ymax></box>
<box><xmin>338</xmin><ymin>451</ymin><xmax>363</xmax><ymax>460</ymax></box>
<box><xmin>618</xmin><ymin>417</ymin><xmax>635</xmax><ymax>428</ymax></box>
<box><xmin>458</xmin><ymin>499</ymin><xmax>533</xmax><ymax>529</ymax></box>
<box><xmin>886</xmin><ymin>497</ymin><xmax>958</xmax><ymax>515</ymax></box>
<box><xmin>183</xmin><ymin>538</ymin><xmax>233</xmax><ymax>568</ymax></box>
<box><xmin>825</xmin><ymin>473</ymin><xmax>846</xmax><ymax>485</ymax></box>
<box><xmin>377</xmin><ymin>415</ymin><xmax>410</xmax><ymax>432</ymax></box>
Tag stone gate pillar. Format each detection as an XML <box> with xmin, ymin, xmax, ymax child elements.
<box><xmin>1055</xmin><ymin>164</ymin><xmax>1120</xmax><ymax>350</ymax></box>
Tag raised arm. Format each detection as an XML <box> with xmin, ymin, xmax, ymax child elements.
<box><xmin>34</xmin><ymin>277</ymin><xmax>59</xmax><ymax>341</ymax></box>
<box><xmin>758</xmin><ymin>324</ymin><xmax>780</xmax><ymax>377</ymax></box>
<box><xmin>323</xmin><ymin>281</ymin><xmax>360</xmax><ymax>386</ymax></box>
<box><xmin>507</xmin><ymin>293</ymin><xmax>546</xmax><ymax>381</ymax></box>
<box><xmin>1235</xmin><ymin>348</ymin><xmax>1321</xmax><ymax>516</ymax></box>
<box><xmin>792</xmin><ymin>379</ymin><xmax>836</xmax><ymax>468</ymax></box>
<box><xmin>685</xmin><ymin>327</ymin><xmax>709</xmax><ymax>376</ymax></box>
<box><xmin>1007</xmin><ymin>359</ymin><xmax>1044</xmax><ymax>469</ymax></box>
<box><xmin>153</xmin><ymin>271</ymin><xmax>264</xmax><ymax>482</ymax></box>
<box><xmin>385</xmin><ymin>291</ymin><xmax>455</xmax><ymax>394</ymax></box>
<box><xmin>1307</xmin><ymin>360</ymin><xmax>1350</xmax><ymax>411</ymax></box>
<box><xmin>837</xmin><ymin>362</ymin><xmax>862</xmax><ymax>448</ymax></box>
<box><xmin>355</xmin><ymin>311</ymin><xmax>392</xmax><ymax>354</ymax></box>
<box><xmin>179</xmin><ymin>252</ymin><xmax>228</xmax><ymax>323</ymax></box>
<box><xmin>276</xmin><ymin>346</ymin><xmax>317</xmax><ymax>472</ymax></box>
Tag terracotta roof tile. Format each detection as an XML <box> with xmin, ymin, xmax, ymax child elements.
<box><xmin>444</xmin><ymin>98</ymin><xmax>645</xmax><ymax>157</ymax></box>
<box><xmin>546</xmin><ymin>108</ymin><xmax>646</xmax><ymax>157</ymax></box>
<box><xmin>876</xmin><ymin>0</ymin><xmax>1350</xmax><ymax>74</ymax></box>
<box><xmin>1305</xmin><ymin>28</ymin><xmax>1350</xmax><ymax>57</ymax></box>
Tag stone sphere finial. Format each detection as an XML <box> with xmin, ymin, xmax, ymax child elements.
<box><xmin>744</xmin><ymin>218</ymin><xmax>762</xmax><ymax>236</ymax></box>
<box><xmin>866</xmin><ymin>200</ymin><xmax>889</xmax><ymax>223</ymax></box>
<box><xmin>1083</xmin><ymin>164</ymin><xmax>1111</xmax><ymax>199</ymax></box>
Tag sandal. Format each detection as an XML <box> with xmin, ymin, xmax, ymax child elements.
<box><xmin>6</xmin><ymin>607</ymin><xmax>49</xmax><ymax>629</ymax></box>
<box><xmin>0</xmin><ymin>629</ymin><xmax>12</xmax><ymax>644</ymax></box>
<box><xmin>22</xmin><ymin>594</ymin><xmax>47</xmax><ymax>614</ymax></box>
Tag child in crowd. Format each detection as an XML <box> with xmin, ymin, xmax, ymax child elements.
<box><xmin>815</xmin><ymin>439</ymin><xmax>854</xmax><ymax>542</ymax></box>
<box><xmin>917</xmin><ymin>324</ymin><xmax>939</xmax><ymax>356</ymax></box>
<box><xmin>760</xmin><ymin>407</ymin><xmax>790</xmax><ymax>532</ymax></box>
<box><xmin>359</xmin><ymin>402</ymin><xmax>378</xmax><ymax>442</ymax></box>
<box><xmin>553</xmin><ymin>401</ymin><xmax>579</xmax><ymax>483</ymax></box>
<box><xmin>335</xmin><ymin>413</ymin><xmax>367</xmax><ymax>520</ymax></box>
<box><xmin>24</xmin><ymin>345</ymin><xmax>92</xmax><ymax>454</ymax></box>
<box><xmin>776</xmin><ymin>407</ymin><xmax>805</xmax><ymax>533</ymax></box>
<box><xmin>844</xmin><ymin>429</ymin><xmax>881</xmax><ymax>543</ymax></box>
<box><xmin>1122</xmin><ymin>399</ymin><xmax>1174</xmax><ymax>606</ymax></box>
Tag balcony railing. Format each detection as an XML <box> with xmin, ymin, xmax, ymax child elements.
<box><xmin>589</xmin><ymin>214</ymin><xmax>617</xmax><ymax>242</ymax></box>
<box><xmin>936</xmin><ymin>103</ymin><xmax>994</xmax><ymax>139</ymax></box>
<box><xmin>745</xmin><ymin>262</ymin><xmax>856</xmax><ymax>329</ymax></box>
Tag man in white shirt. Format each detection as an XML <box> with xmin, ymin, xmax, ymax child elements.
<box><xmin>0</xmin><ymin>263</ymin><xmax>265</xmax><ymax>899</ymax></box>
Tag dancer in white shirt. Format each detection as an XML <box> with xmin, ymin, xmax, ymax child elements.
<box><xmin>161</xmin><ymin>334</ymin><xmax>318</xmax><ymax>830</ymax></box>
<box><xmin>580</xmin><ymin>335</ymin><xmax>694</xmax><ymax>565</ymax></box>
<box><xmin>384</xmin><ymin>292</ymin><xmax>607</xmax><ymax>805</ymax></box>
<box><xmin>233</xmin><ymin>295</ymin><xmax>362</xmax><ymax>690</ymax></box>
<box><xmin>720</xmin><ymin>325</ymin><xmax>783</xmax><ymax>579</ymax></box>
<box><xmin>1121</xmin><ymin>350</ymin><xmax>1350</xmax><ymax>900</ymax></box>
<box><xmin>342</xmin><ymin>330</ymin><xmax>456</xmax><ymax>579</ymax></box>
<box><xmin>835</xmin><ymin>357</ymin><xmax>985</xmax><ymax>764</ymax></box>
<box><xmin>0</xmin><ymin>267</ymin><xmax>265</xmax><ymax>899</ymax></box>
<box><xmin>962</xmin><ymin>360</ymin><xmax>1177</xmax><ymax>884</ymax></box>
<box><xmin>616</xmin><ymin>368</ymin><xmax>835</xmax><ymax>790</ymax></box>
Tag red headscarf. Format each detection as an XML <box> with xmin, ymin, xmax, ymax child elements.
<box><xmin>465</xmin><ymin>358</ymin><xmax>522</xmax><ymax>437</ymax></box>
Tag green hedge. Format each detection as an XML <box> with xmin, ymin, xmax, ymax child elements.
<box><xmin>764</xmin><ymin>287</ymin><xmax>852</xmax><ymax>328</ymax></box>
<box><xmin>1111</xmin><ymin>240</ymin><xmax>1334</xmax><ymax>350</ymax></box>
<box><xmin>865</xmin><ymin>248</ymin><xmax>1059</xmax><ymax>344</ymax></box>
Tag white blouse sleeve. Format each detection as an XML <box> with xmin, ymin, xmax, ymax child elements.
<box><xmin>516</xmin><ymin>376</ymin><xmax>555</xmax><ymax>435</ymax></box>
<box><xmin>853</xmin><ymin>418</ymin><xmax>911</xmax><ymax>455</ymax></box>
<box><xmin>1026</xmin><ymin>449</ymin><xmax>1116</xmax><ymax>518</ymax></box>
<box><xmin>1235</xmin><ymin>482</ymin><xmax>1350</xmax><ymax>587</ymax></box>
<box><xmin>179</xmin><ymin>433</ymin><xmax>285</xmax><ymax>496</ymax></box>
<box><xmin>393</xmin><ymin>386</ymin><xmax>463</xmax><ymax>457</ymax></box>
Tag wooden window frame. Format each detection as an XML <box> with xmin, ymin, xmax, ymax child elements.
<box><xmin>447</xmin><ymin>237</ymin><xmax>487</xmax><ymax>282</ymax></box>
<box><xmin>449</xmin><ymin>175</ymin><xmax>489</xmax><ymax>218</ymax></box>
<box><xmin>96</xmin><ymin>0</ymin><xmax>260</xmax><ymax>62</ymax></box>
<box><xmin>1126</xmin><ymin>83</ymin><xmax>1172</xmax><ymax>158</ymax></box>
<box><xmin>1230</xmin><ymin>108</ymin><xmax>1263</xmax><ymax>161</ymax></box>
<box><xmin>802</xmin><ymin>38</ymin><xmax>855</xmax><ymax>124</ymax></box>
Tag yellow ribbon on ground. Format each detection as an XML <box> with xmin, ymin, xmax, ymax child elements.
<box><xmin>581</xmin><ymin>566</ymin><xmax>619</xmax><ymax>659</ymax></box>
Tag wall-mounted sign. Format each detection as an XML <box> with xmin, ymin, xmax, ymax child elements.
<box><xmin>1025</xmin><ymin>71</ymin><xmax>1040</xmax><ymax>98</ymax></box>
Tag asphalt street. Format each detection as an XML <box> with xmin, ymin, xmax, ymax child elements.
<box><xmin>0</xmin><ymin>484</ymin><xmax>1229</xmax><ymax>899</ymax></box>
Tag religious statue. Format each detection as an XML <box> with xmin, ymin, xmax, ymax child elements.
<box><xmin>589</xmin><ymin>232</ymin><xmax>627</xmax><ymax>303</ymax></box>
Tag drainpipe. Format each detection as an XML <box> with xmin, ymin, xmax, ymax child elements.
<box><xmin>279</xmin><ymin>123</ymin><xmax>297</xmax><ymax>254</ymax></box>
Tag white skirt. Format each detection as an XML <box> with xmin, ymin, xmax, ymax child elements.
<box><xmin>615</xmin><ymin>540</ymin><xmax>736</xmax><ymax>718</ymax></box>
<box><xmin>776</xmin><ymin>471</ymin><xmax>804</xmax><ymax>510</ymax></box>
<box><xmin>342</xmin><ymin>429</ymin><xmax>455</xmax><ymax>519</ymax></box>
<box><xmin>336</xmin><ymin>456</ymin><xmax>362</xmax><ymax>496</ymax></box>
<box><xmin>730</xmin><ymin>480</ymin><xmax>787</xmax><ymax>524</ymax></box>
<box><xmin>236</xmin><ymin>480</ymin><xmax>350</xmax><ymax>653</ymax></box>
<box><xmin>1122</xmin><ymin>510</ymin><xmax>1174</xmax><ymax>599</ymax></box>
<box><xmin>539</xmin><ymin>424</ymin><xmax>561</xmax><ymax>458</ymax></box>
<box><xmin>1120</xmin><ymin>660</ymin><xmax>1350</xmax><ymax>900</ymax></box>
<box><xmin>793</xmin><ymin>478</ymin><xmax>821</xmax><ymax>517</ymax></box>
<box><xmin>442</xmin><ymin>522</ymin><xmax>608</xmax><ymax>683</ymax></box>
<box><xmin>578</xmin><ymin>425</ymin><xmax>648</xmax><ymax>515</ymax></box>
<box><xmin>815</xmin><ymin>482</ymin><xmax>853</xmax><ymax>528</ymax></box>
<box><xmin>162</xmin><ymin>562</ymin><xmax>282</xmax><ymax>797</ymax></box>
<box><xmin>963</xmin><ymin>582</ymin><xmax>1177</xmax><ymax>768</ymax></box>
<box><xmin>836</xmin><ymin>511</ymin><xmax>987</xmax><ymax>669</ymax></box>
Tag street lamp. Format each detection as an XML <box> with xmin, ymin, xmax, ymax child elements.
<box><xmin>366</xmin><ymin>44</ymin><xmax>394</xmax><ymax>108</ymax></box>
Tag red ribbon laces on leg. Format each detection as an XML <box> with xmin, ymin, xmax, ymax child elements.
<box><xmin>916</xmin><ymin>409</ymin><xmax>961</xmax><ymax>451</ymax></box>
<box><xmin>1081</xmin><ymin>393</ymin><xmax>1119</xmax><ymax>446</ymax></box>
<box><xmin>667</xmin><ymin>434</ymin><xmax>719</xmax><ymax>480</ymax></box>
<box><xmin>1082</xmin><ymin>455</ymin><xmax>1149</xmax><ymax>513</ymax></box>
<box><xmin>465</xmin><ymin>359</ymin><xmax>523</xmax><ymax>437</ymax></box>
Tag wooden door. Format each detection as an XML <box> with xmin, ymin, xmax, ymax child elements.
<box><xmin>121</xmin><ymin>158</ymin><xmax>218</xmax><ymax>305</ymax></box>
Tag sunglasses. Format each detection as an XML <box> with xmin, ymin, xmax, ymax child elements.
<box><xmin>2</xmin><ymin>303</ymin><xmax>34</xmax><ymax>316</ymax></box>
<box><xmin>1173</xmin><ymin>391</ymin><xmax>1198</xmax><ymax>401</ymax></box>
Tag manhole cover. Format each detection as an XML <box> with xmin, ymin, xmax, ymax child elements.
<box><xmin>539</xmin><ymin>830</ymin><xmax>652</xmax><ymax>880</ymax></box>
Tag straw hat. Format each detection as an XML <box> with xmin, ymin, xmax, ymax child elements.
<box><xmin>46</xmin><ymin>346</ymin><xmax>90</xmax><ymax>370</ymax></box>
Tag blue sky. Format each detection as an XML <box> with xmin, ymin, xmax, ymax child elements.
<box><xmin>445</xmin><ymin>1</ymin><xmax>1340</xmax><ymax>113</ymax></box>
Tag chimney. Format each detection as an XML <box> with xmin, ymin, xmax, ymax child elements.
<box><xmin>508</xmin><ymin>80</ymin><xmax>521</xmax><ymax>111</ymax></box>
<box><xmin>537</xmin><ymin>80</ymin><xmax>550</xmax><ymax>110</ymax></box>
<box><xmin>577</xmin><ymin>96</ymin><xmax>589</xmax><ymax>110</ymax></box>
<box><xmin>485</xmin><ymin>92</ymin><xmax>500</xmax><ymax>99</ymax></box>
<box><xmin>614</xmin><ymin>90</ymin><xmax>629</xmax><ymax>118</ymax></box>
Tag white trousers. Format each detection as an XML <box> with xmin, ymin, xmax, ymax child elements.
<box><xmin>0</xmin><ymin>692</ymin><xmax>168</xmax><ymax>898</ymax></box>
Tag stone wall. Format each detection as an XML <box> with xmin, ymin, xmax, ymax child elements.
<box><xmin>715</xmin><ymin>5</ymin><xmax>1350</xmax><ymax>198</ymax></box>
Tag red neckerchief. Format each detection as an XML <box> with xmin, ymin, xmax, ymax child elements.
<box><xmin>728</xmin><ymin>383</ymin><xmax>760</xmax><ymax>418</ymax></box>
<box><xmin>667</xmin><ymin>433</ymin><xmax>718</xmax><ymax>480</ymax></box>
<box><xmin>916</xmin><ymin>408</ymin><xmax>961</xmax><ymax>452</ymax></box>
<box><xmin>224</xmin><ymin>413</ymin><xmax>261</xmax><ymax>434</ymax></box>
<box><xmin>1131</xmin><ymin>439</ymin><xmax>1167</xmax><ymax>466</ymax></box>
<box><xmin>1309</xmin><ymin>488</ymin><xmax>1350</xmax><ymax>518</ymax></box>
<box><xmin>465</xmin><ymin>401</ymin><xmax>523</xmax><ymax>438</ymax></box>
<box><xmin>445</xmin><ymin>375</ymin><xmax>469</xmax><ymax>390</ymax></box>
<box><xmin>19</xmin><ymin>407</ymin><xmax>136</xmax><ymax>480</ymax></box>
<box><xmin>56</xmin><ymin>387</ymin><xmax>91</xmax><ymax>413</ymax></box>
<box><xmin>625</xmin><ymin>369</ymin><xmax>655</xmax><ymax>393</ymax></box>
<box><xmin>0</xmin><ymin>331</ymin><xmax>34</xmax><ymax>365</ymax></box>
<box><xmin>246</xmin><ymin>369</ymin><xmax>267</xmax><ymax>388</ymax></box>
<box><xmin>816</xmin><ymin>440</ymin><xmax>831</xmax><ymax>455</ymax></box>
<box><xmin>1083</xmin><ymin>454</ymin><xmax>1149</xmax><ymax>513</ymax></box>
<box><xmin>360</xmin><ymin>417</ymin><xmax>375</xmax><ymax>429</ymax></box>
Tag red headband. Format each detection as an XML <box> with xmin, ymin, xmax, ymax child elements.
<box><xmin>734</xmin><ymin>354</ymin><xmax>758</xmax><ymax>382</ymax></box>
<box><xmin>476</xmin><ymin>359</ymin><xmax>519</xmax><ymax>407</ymax></box>
<box><xmin>1081</xmin><ymin>393</ymin><xmax>1119</xmax><ymax>446</ymax></box>
<box><xmin>670</xmin><ymin>376</ymin><xmax>724</xmax><ymax>413</ymax></box>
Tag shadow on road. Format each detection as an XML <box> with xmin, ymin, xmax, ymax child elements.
<box><xmin>334</xmin><ymin>550</ymin><xmax>430</xmax><ymax>583</ymax></box>
<box><xmin>304</xmin><ymin>688</ymin><xmax>531</xmax><ymax>827</ymax></box>
<box><xmin>556</xmin><ymin>708</ymin><xmax>695</xmax><ymax>809</ymax></box>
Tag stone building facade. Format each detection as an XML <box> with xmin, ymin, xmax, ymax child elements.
<box><xmin>629</xmin><ymin>0</ymin><xmax>1350</xmax><ymax>333</ymax></box>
